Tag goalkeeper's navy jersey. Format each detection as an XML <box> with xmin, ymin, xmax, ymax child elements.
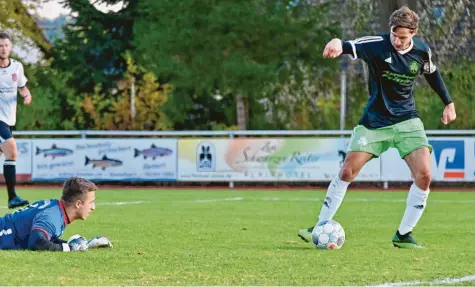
<box><xmin>0</xmin><ymin>199</ymin><xmax>69</xmax><ymax>249</ymax></box>
<box><xmin>343</xmin><ymin>33</ymin><xmax>437</xmax><ymax>128</ymax></box>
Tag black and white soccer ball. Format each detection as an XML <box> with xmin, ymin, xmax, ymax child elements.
<box><xmin>311</xmin><ymin>220</ymin><xmax>345</xmax><ymax>250</ymax></box>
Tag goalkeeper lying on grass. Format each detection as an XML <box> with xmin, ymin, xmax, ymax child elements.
<box><xmin>0</xmin><ymin>177</ymin><xmax>112</xmax><ymax>251</ymax></box>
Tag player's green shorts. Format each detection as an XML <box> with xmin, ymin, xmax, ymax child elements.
<box><xmin>347</xmin><ymin>118</ymin><xmax>432</xmax><ymax>159</ymax></box>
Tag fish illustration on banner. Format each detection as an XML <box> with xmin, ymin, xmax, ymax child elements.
<box><xmin>134</xmin><ymin>144</ymin><xmax>173</xmax><ymax>160</ymax></box>
<box><xmin>85</xmin><ymin>155</ymin><xmax>123</xmax><ymax>170</ymax></box>
<box><xmin>36</xmin><ymin>144</ymin><xmax>73</xmax><ymax>159</ymax></box>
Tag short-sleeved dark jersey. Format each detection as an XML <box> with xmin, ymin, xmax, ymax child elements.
<box><xmin>343</xmin><ymin>34</ymin><xmax>437</xmax><ymax>129</ymax></box>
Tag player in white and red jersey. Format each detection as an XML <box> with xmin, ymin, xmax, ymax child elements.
<box><xmin>0</xmin><ymin>31</ymin><xmax>33</xmax><ymax>209</ymax></box>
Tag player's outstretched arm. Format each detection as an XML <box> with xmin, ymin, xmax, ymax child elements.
<box><xmin>28</xmin><ymin>230</ymin><xmax>89</xmax><ymax>252</ymax></box>
<box><xmin>28</xmin><ymin>229</ymin><xmax>67</xmax><ymax>251</ymax></box>
<box><xmin>323</xmin><ymin>36</ymin><xmax>381</xmax><ymax>61</ymax></box>
<box><xmin>423</xmin><ymin>70</ymin><xmax>456</xmax><ymax>125</ymax></box>
<box><xmin>323</xmin><ymin>38</ymin><xmax>343</xmax><ymax>58</ymax></box>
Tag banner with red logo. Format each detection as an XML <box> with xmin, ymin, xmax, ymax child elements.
<box><xmin>381</xmin><ymin>137</ymin><xmax>474</xmax><ymax>182</ymax></box>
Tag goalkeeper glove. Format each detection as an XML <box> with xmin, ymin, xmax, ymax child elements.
<box><xmin>67</xmin><ymin>234</ymin><xmax>88</xmax><ymax>251</ymax></box>
<box><xmin>87</xmin><ymin>236</ymin><xmax>113</xmax><ymax>249</ymax></box>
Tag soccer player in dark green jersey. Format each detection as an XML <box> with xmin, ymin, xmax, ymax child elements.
<box><xmin>298</xmin><ymin>6</ymin><xmax>456</xmax><ymax>248</ymax></box>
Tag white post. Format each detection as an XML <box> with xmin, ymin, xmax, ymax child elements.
<box><xmin>339</xmin><ymin>0</ymin><xmax>347</xmax><ymax>132</ymax></box>
<box><xmin>228</xmin><ymin>132</ymin><xmax>235</xmax><ymax>189</ymax></box>
<box><xmin>340</xmin><ymin>70</ymin><xmax>346</xmax><ymax>131</ymax></box>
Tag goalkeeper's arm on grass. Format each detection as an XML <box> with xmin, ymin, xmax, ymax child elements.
<box><xmin>28</xmin><ymin>230</ymin><xmax>111</xmax><ymax>252</ymax></box>
<box><xmin>28</xmin><ymin>228</ymin><xmax>88</xmax><ymax>252</ymax></box>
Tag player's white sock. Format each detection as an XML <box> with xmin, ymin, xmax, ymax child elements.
<box><xmin>318</xmin><ymin>176</ymin><xmax>350</xmax><ymax>223</ymax></box>
<box><xmin>398</xmin><ymin>183</ymin><xmax>430</xmax><ymax>235</ymax></box>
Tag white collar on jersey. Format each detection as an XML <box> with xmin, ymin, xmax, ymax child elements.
<box><xmin>390</xmin><ymin>26</ymin><xmax>414</xmax><ymax>55</ymax></box>
<box><xmin>396</xmin><ymin>38</ymin><xmax>413</xmax><ymax>55</ymax></box>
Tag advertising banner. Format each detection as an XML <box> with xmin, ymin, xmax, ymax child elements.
<box><xmin>381</xmin><ymin>137</ymin><xmax>474</xmax><ymax>182</ymax></box>
<box><xmin>178</xmin><ymin>138</ymin><xmax>380</xmax><ymax>182</ymax></box>
<box><xmin>32</xmin><ymin>139</ymin><xmax>177</xmax><ymax>181</ymax></box>
<box><xmin>0</xmin><ymin>140</ymin><xmax>32</xmax><ymax>182</ymax></box>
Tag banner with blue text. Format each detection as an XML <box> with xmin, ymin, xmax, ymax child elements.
<box><xmin>32</xmin><ymin>139</ymin><xmax>177</xmax><ymax>181</ymax></box>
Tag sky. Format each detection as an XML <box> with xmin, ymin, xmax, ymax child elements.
<box><xmin>22</xmin><ymin>0</ymin><xmax>126</xmax><ymax>20</ymax></box>
<box><xmin>14</xmin><ymin>1</ymin><xmax>125</xmax><ymax>63</ymax></box>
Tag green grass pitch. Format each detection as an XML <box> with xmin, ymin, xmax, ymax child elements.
<box><xmin>0</xmin><ymin>188</ymin><xmax>473</xmax><ymax>286</ymax></box>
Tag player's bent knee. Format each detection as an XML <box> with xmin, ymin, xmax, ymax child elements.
<box><xmin>0</xmin><ymin>140</ymin><xmax>18</xmax><ymax>160</ymax></box>
<box><xmin>339</xmin><ymin>166</ymin><xmax>356</xmax><ymax>182</ymax></box>
<box><xmin>6</xmin><ymin>151</ymin><xmax>17</xmax><ymax>161</ymax></box>
<box><xmin>3</xmin><ymin>149</ymin><xmax>17</xmax><ymax>161</ymax></box>
<box><xmin>415</xmin><ymin>170</ymin><xmax>431</xmax><ymax>190</ymax></box>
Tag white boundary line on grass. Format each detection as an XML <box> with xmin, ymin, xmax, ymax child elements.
<box><xmin>96</xmin><ymin>201</ymin><xmax>146</xmax><ymax>206</ymax></box>
<box><xmin>0</xmin><ymin>200</ymin><xmax>148</xmax><ymax>209</ymax></box>
<box><xmin>194</xmin><ymin>197</ymin><xmax>244</xmax><ymax>203</ymax></box>
<box><xmin>190</xmin><ymin>197</ymin><xmax>475</xmax><ymax>204</ymax></box>
<box><xmin>371</xmin><ymin>274</ymin><xmax>475</xmax><ymax>286</ymax></box>
<box><xmin>1</xmin><ymin>196</ymin><xmax>473</xmax><ymax>208</ymax></box>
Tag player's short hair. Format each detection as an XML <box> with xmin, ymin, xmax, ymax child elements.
<box><xmin>0</xmin><ymin>31</ymin><xmax>11</xmax><ymax>42</ymax></box>
<box><xmin>61</xmin><ymin>177</ymin><xmax>98</xmax><ymax>203</ymax></box>
<box><xmin>389</xmin><ymin>6</ymin><xmax>419</xmax><ymax>31</ymax></box>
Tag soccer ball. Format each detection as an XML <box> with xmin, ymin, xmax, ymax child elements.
<box><xmin>311</xmin><ymin>220</ymin><xmax>345</xmax><ymax>250</ymax></box>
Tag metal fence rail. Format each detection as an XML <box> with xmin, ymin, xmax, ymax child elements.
<box><xmin>12</xmin><ymin>129</ymin><xmax>475</xmax><ymax>138</ymax></box>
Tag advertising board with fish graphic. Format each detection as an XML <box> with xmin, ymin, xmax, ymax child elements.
<box><xmin>36</xmin><ymin>144</ymin><xmax>73</xmax><ymax>159</ymax></box>
<box><xmin>0</xmin><ymin>139</ymin><xmax>33</xmax><ymax>182</ymax></box>
<box><xmin>32</xmin><ymin>139</ymin><xmax>177</xmax><ymax>181</ymax></box>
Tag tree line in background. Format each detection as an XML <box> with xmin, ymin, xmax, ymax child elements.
<box><xmin>2</xmin><ymin>0</ymin><xmax>474</xmax><ymax>131</ymax></box>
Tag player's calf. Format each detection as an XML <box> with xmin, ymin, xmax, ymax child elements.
<box><xmin>0</xmin><ymin>136</ymin><xmax>28</xmax><ymax>208</ymax></box>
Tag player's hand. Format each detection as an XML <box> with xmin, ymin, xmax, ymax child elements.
<box><xmin>68</xmin><ymin>234</ymin><xmax>88</xmax><ymax>251</ymax></box>
<box><xmin>323</xmin><ymin>38</ymin><xmax>343</xmax><ymax>58</ymax></box>
<box><xmin>23</xmin><ymin>94</ymin><xmax>32</xmax><ymax>105</ymax></box>
<box><xmin>87</xmin><ymin>236</ymin><xmax>113</xmax><ymax>249</ymax></box>
<box><xmin>441</xmin><ymin>102</ymin><xmax>456</xmax><ymax>125</ymax></box>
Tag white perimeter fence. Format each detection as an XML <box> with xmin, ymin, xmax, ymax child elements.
<box><xmin>7</xmin><ymin>129</ymin><xmax>475</xmax><ymax>189</ymax></box>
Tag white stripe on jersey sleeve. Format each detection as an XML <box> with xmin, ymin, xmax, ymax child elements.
<box><xmin>353</xmin><ymin>36</ymin><xmax>384</xmax><ymax>44</ymax></box>
<box><xmin>348</xmin><ymin>40</ymin><xmax>357</xmax><ymax>60</ymax></box>
<box><xmin>423</xmin><ymin>48</ymin><xmax>437</xmax><ymax>74</ymax></box>
<box><xmin>348</xmin><ymin>36</ymin><xmax>383</xmax><ymax>60</ymax></box>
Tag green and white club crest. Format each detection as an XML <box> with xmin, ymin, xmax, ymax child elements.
<box><xmin>409</xmin><ymin>61</ymin><xmax>419</xmax><ymax>74</ymax></box>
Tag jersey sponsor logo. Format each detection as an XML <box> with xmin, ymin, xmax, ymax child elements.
<box><xmin>0</xmin><ymin>87</ymin><xmax>15</xmax><ymax>93</ymax></box>
<box><xmin>409</xmin><ymin>61</ymin><xmax>420</xmax><ymax>74</ymax></box>
<box><xmin>12</xmin><ymin>73</ymin><xmax>17</xmax><ymax>82</ymax></box>
<box><xmin>382</xmin><ymin>70</ymin><xmax>416</xmax><ymax>84</ymax></box>
<box><xmin>429</xmin><ymin>140</ymin><xmax>465</xmax><ymax>179</ymax></box>
<box><xmin>12</xmin><ymin>199</ymin><xmax>52</xmax><ymax>214</ymax></box>
<box><xmin>0</xmin><ymin>228</ymin><xmax>12</xmax><ymax>237</ymax></box>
